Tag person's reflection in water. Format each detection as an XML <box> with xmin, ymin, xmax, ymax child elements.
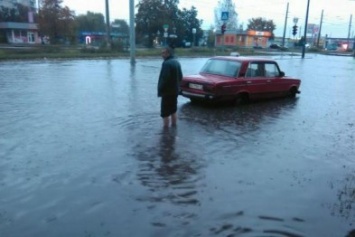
<box><xmin>158</xmin><ymin>127</ymin><xmax>177</xmax><ymax>164</ymax></box>
<box><xmin>156</xmin><ymin>127</ymin><xmax>199</xmax><ymax>205</ymax></box>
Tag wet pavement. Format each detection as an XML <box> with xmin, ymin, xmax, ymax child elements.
<box><xmin>0</xmin><ymin>54</ymin><xmax>354</xmax><ymax>237</ymax></box>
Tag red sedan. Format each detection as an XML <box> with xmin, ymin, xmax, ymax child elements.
<box><xmin>180</xmin><ymin>56</ymin><xmax>301</xmax><ymax>104</ymax></box>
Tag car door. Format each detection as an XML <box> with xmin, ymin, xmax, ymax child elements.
<box><xmin>264</xmin><ymin>62</ymin><xmax>289</xmax><ymax>97</ymax></box>
<box><xmin>244</xmin><ymin>62</ymin><xmax>271</xmax><ymax>99</ymax></box>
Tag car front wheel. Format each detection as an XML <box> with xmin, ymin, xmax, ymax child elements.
<box><xmin>289</xmin><ymin>87</ymin><xmax>298</xmax><ymax>98</ymax></box>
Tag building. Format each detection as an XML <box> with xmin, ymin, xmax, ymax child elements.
<box><xmin>215</xmin><ymin>30</ymin><xmax>272</xmax><ymax>48</ymax></box>
<box><xmin>324</xmin><ymin>37</ymin><xmax>355</xmax><ymax>51</ymax></box>
<box><xmin>0</xmin><ymin>0</ymin><xmax>40</xmax><ymax>44</ymax></box>
<box><xmin>0</xmin><ymin>0</ymin><xmax>36</xmax><ymax>8</ymax></box>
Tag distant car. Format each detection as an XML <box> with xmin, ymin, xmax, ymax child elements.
<box><xmin>230</xmin><ymin>52</ymin><xmax>240</xmax><ymax>56</ymax></box>
<box><xmin>184</xmin><ymin>41</ymin><xmax>191</xmax><ymax>48</ymax></box>
<box><xmin>269</xmin><ymin>44</ymin><xmax>288</xmax><ymax>50</ymax></box>
<box><xmin>180</xmin><ymin>56</ymin><xmax>301</xmax><ymax>104</ymax></box>
<box><xmin>269</xmin><ymin>43</ymin><xmax>281</xmax><ymax>49</ymax></box>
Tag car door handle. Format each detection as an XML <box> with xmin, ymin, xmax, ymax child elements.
<box><xmin>245</xmin><ymin>81</ymin><xmax>252</xmax><ymax>84</ymax></box>
<box><xmin>266</xmin><ymin>80</ymin><xmax>271</xmax><ymax>82</ymax></box>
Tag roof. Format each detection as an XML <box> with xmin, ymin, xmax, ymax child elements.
<box><xmin>211</xmin><ymin>56</ymin><xmax>276</xmax><ymax>62</ymax></box>
<box><xmin>0</xmin><ymin>22</ymin><xmax>38</xmax><ymax>30</ymax></box>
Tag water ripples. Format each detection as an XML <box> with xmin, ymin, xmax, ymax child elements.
<box><xmin>1</xmin><ymin>57</ymin><xmax>355</xmax><ymax>237</ymax></box>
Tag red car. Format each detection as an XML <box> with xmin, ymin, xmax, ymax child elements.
<box><xmin>180</xmin><ymin>56</ymin><xmax>301</xmax><ymax>104</ymax></box>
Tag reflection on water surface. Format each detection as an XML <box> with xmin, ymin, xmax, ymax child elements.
<box><xmin>0</xmin><ymin>56</ymin><xmax>354</xmax><ymax>237</ymax></box>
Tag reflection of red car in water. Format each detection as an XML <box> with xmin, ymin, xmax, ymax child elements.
<box><xmin>180</xmin><ymin>56</ymin><xmax>301</xmax><ymax>104</ymax></box>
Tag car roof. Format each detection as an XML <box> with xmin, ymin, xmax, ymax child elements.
<box><xmin>210</xmin><ymin>56</ymin><xmax>276</xmax><ymax>63</ymax></box>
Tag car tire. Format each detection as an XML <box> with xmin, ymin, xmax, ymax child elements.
<box><xmin>289</xmin><ymin>87</ymin><xmax>298</xmax><ymax>98</ymax></box>
<box><xmin>235</xmin><ymin>93</ymin><xmax>249</xmax><ymax>105</ymax></box>
<box><xmin>190</xmin><ymin>98</ymin><xmax>199</xmax><ymax>104</ymax></box>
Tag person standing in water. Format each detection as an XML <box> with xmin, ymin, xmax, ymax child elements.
<box><xmin>157</xmin><ymin>46</ymin><xmax>183</xmax><ymax>127</ymax></box>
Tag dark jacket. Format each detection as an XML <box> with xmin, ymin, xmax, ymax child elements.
<box><xmin>157</xmin><ymin>55</ymin><xmax>183</xmax><ymax>97</ymax></box>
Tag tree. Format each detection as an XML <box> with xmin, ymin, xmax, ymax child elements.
<box><xmin>0</xmin><ymin>3</ymin><xmax>37</xmax><ymax>22</ymax></box>
<box><xmin>135</xmin><ymin>0</ymin><xmax>203</xmax><ymax>48</ymax></box>
<box><xmin>38</xmin><ymin>0</ymin><xmax>76</xmax><ymax>44</ymax></box>
<box><xmin>110</xmin><ymin>19</ymin><xmax>129</xmax><ymax>51</ymax></box>
<box><xmin>111</xmin><ymin>19</ymin><xmax>129</xmax><ymax>36</ymax></box>
<box><xmin>75</xmin><ymin>11</ymin><xmax>106</xmax><ymax>33</ymax></box>
<box><xmin>247</xmin><ymin>17</ymin><xmax>276</xmax><ymax>38</ymax></box>
<box><xmin>136</xmin><ymin>0</ymin><xmax>178</xmax><ymax>47</ymax></box>
<box><xmin>206</xmin><ymin>26</ymin><xmax>215</xmax><ymax>47</ymax></box>
<box><xmin>179</xmin><ymin>6</ymin><xmax>203</xmax><ymax>46</ymax></box>
<box><xmin>214</xmin><ymin>0</ymin><xmax>239</xmax><ymax>32</ymax></box>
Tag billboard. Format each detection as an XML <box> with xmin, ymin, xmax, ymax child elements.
<box><xmin>307</xmin><ymin>24</ymin><xmax>319</xmax><ymax>35</ymax></box>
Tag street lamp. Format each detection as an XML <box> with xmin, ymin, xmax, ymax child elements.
<box><xmin>105</xmin><ymin>0</ymin><xmax>111</xmax><ymax>49</ymax></box>
<box><xmin>302</xmin><ymin>0</ymin><xmax>311</xmax><ymax>59</ymax></box>
<box><xmin>156</xmin><ymin>30</ymin><xmax>160</xmax><ymax>46</ymax></box>
<box><xmin>163</xmin><ymin>24</ymin><xmax>169</xmax><ymax>46</ymax></box>
<box><xmin>192</xmin><ymin>28</ymin><xmax>196</xmax><ymax>47</ymax></box>
<box><xmin>169</xmin><ymin>27</ymin><xmax>177</xmax><ymax>48</ymax></box>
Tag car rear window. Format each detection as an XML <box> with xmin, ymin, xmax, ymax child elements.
<box><xmin>200</xmin><ymin>59</ymin><xmax>241</xmax><ymax>77</ymax></box>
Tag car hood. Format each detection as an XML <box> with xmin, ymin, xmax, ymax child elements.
<box><xmin>183</xmin><ymin>73</ymin><xmax>233</xmax><ymax>85</ymax></box>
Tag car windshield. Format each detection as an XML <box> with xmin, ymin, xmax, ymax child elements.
<box><xmin>200</xmin><ymin>59</ymin><xmax>241</xmax><ymax>77</ymax></box>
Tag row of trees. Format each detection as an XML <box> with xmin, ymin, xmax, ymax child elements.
<box><xmin>0</xmin><ymin>0</ymin><xmax>278</xmax><ymax>46</ymax></box>
<box><xmin>0</xmin><ymin>0</ymin><xmax>203</xmax><ymax>47</ymax></box>
<box><xmin>136</xmin><ymin>0</ymin><xmax>203</xmax><ymax>47</ymax></box>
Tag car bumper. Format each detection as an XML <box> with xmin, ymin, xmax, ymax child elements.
<box><xmin>181</xmin><ymin>91</ymin><xmax>215</xmax><ymax>100</ymax></box>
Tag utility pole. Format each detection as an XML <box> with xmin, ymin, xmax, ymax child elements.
<box><xmin>347</xmin><ymin>14</ymin><xmax>353</xmax><ymax>50</ymax></box>
<box><xmin>302</xmin><ymin>0</ymin><xmax>310</xmax><ymax>59</ymax></box>
<box><xmin>105</xmin><ymin>0</ymin><xmax>111</xmax><ymax>49</ymax></box>
<box><xmin>282</xmin><ymin>2</ymin><xmax>289</xmax><ymax>47</ymax></box>
<box><xmin>317</xmin><ymin>10</ymin><xmax>323</xmax><ymax>48</ymax></box>
<box><xmin>129</xmin><ymin>0</ymin><xmax>136</xmax><ymax>65</ymax></box>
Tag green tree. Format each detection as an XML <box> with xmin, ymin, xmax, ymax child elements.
<box><xmin>110</xmin><ymin>19</ymin><xmax>129</xmax><ymax>51</ymax></box>
<box><xmin>38</xmin><ymin>0</ymin><xmax>76</xmax><ymax>44</ymax></box>
<box><xmin>136</xmin><ymin>0</ymin><xmax>177</xmax><ymax>47</ymax></box>
<box><xmin>111</xmin><ymin>19</ymin><xmax>129</xmax><ymax>36</ymax></box>
<box><xmin>206</xmin><ymin>26</ymin><xmax>215</xmax><ymax>47</ymax></box>
<box><xmin>135</xmin><ymin>0</ymin><xmax>202</xmax><ymax>48</ymax></box>
<box><xmin>179</xmin><ymin>6</ymin><xmax>203</xmax><ymax>46</ymax></box>
<box><xmin>247</xmin><ymin>17</ymin><xmax>276</xmax><ymax>39</ymax></box>
<box><xmin>0</xmin><ymin>3</ymin><xmax>37</xmax><ymax>22</ymax></box>
<box><xmin>75</xmin><ymin>11</ymin><xmax>105</xmax><ymax>33</ymax></box>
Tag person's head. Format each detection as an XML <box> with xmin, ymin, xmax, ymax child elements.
<box><xmin>161</xmin><ymin>46</ymin><xmax>174</xmax><ymax>60</ymax></box>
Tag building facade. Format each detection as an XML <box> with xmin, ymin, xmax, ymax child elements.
<box><xmin>215</xmin><ymin>30</ymin><xmax>272</xmax><ymax>48</ymax></box>
<box><xmin>0</xmin><ymin>0</ymin><xmax>39</xmax><ymax>44</ymax></box>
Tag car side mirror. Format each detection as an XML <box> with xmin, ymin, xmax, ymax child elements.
<box><xmin>279</xmin><ymin>71</ymin><xmax>285</xmax><ymax>77</ymax></box>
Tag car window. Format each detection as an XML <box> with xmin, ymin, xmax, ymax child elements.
<box><xmin>201</xmin><ymin>59</ymin><xmax>241</xmax><ymax>77</ymax></box>
<box><xmin>265</xmin><ymin>63</ymin><xmax>280</xmax><ymax>77</ymax></box>
<box><xmin>245</xmin><ymin>62</ymin><xmax>265</xmax><ymax>77</ymax></box>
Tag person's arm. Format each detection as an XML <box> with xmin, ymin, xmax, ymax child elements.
<box><xmin>178</xmin><ymin>63</ymin><xmax>183</xmax><ymax>82</ymax></box>
<box><xmin>158</xmin><ymin>62</ymin><xmax>171</xmax><ymax>93</ymax></box>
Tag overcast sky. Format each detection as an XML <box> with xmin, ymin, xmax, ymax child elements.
<box><xmin>62</xmin><ymin>0</ymin><xmax>355</xmax><ymax>38</ymax></box>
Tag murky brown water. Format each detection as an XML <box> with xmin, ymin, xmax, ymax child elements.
<box><xmin>0</xmin><ymin>54</ymin><xmax>354</xmax><ymax>237</ymax></box>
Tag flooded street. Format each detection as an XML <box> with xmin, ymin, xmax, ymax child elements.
<box><xmin>0</xmin><ymin>54</ymin><xmax>354</xmax><ymax>237</ymax></box>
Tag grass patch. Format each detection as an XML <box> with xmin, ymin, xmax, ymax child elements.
<box><xmin>1</xmin><ymin>44</ymin><xmax>338</xmax><ymax>61</ymax></box>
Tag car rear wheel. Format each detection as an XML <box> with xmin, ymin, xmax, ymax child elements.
<box><xmin>234</xmin><ymin>93</ymin><xmax>249</xmax><ymax>105</ymax></box>
<box><xmin>190</xmin><ymin>98</ymin><xmax>199</xmax><ymax>104</ymax></box>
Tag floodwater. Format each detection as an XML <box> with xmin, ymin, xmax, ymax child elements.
<box><xmin>0</xmin><ymin>54</ymin><xmax>354</xmax><ymax>237</ymax></box>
